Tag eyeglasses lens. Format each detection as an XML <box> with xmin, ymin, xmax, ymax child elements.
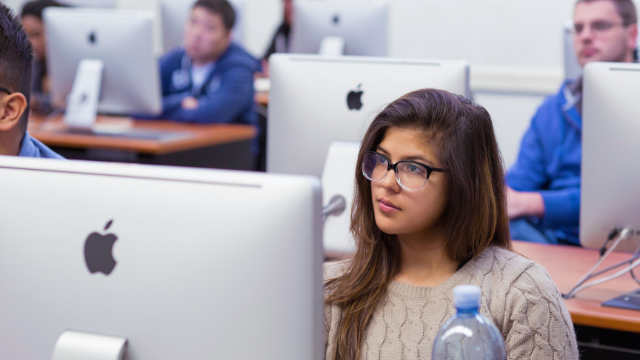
<box><xmin>362</xmin><ymin>153</ymin><xmax>429</xmax><ymax>190</ymax></box>
<box><xmin>396</xmin><ymin>162</ymin><xmax>428</xmax><ymax>190</ymax></box>
<box><xmin>362</xmin><ymin>153</ymin><xmax>388</xmax><ymax>181</ymax></box>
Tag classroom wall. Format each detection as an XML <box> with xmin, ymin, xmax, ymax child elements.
<box><xmin>3</xmin><ymin>0</ymin><xmax>579</xmax><ymax>167</ymax></box>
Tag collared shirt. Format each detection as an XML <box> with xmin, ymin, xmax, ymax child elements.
<box><xmin>18</xmin><ymin>132</ymin><xmax>65</xmax><ymax>159</ymax></box>
<box><xmin>566</xmin><ymin>77</ymin><xmax>583</xmax><ymax>115</ymax></box>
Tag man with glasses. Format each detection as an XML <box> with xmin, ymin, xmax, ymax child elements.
<box><xmin>0</xmin><ymin>3</ymin><xmax>62</xmax><ymax>159</ymax></box>
<box><xmin>506</xmin><ymin>0</ymin><xmax>637</xmax><ymax>245</ymax></box>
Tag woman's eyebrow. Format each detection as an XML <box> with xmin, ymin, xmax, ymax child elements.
<box><xmin>376</xmin><ymin>146</ymin><xmax>390</xmax><ymax>155</ymax></box>
<box><xmin>378</xmin><ymin>146</ymin><xmax>435</xmax><ymax>166</ymax></box>
<box><xmin>404</xmin><ymin>155</ymin><xmax>434</xmax><ymax>165</ymax></box>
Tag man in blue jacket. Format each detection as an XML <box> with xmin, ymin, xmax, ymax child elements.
<box><xmin>0</xmin><ymin>3</ymin><xmax>63</xmax><ymax>159</ymax></box>
<box><xmin>156</xmin><ymin>0</ymin><xmax>260</xmax><ymax>125</ymax></box>
<box><xmin>507</xmin><ymin>0</ymin><xmax>638</xmax><ymax>245</ymax></box>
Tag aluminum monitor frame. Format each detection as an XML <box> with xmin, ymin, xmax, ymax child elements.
<box><xmin>290</xmin><ymin>1</ymin><xmax>388</xmax><ymax>56</ymax></box>
<box><xmin>581</xmin><ymin>61</ymin><xmax>640</xmax><ymax>252</ymax></box>
<box><xmin>44</xmin><ymin>8</ymin><xmax>162</xmax><ymax>115</ymax></box>
<box><xmin>0</xmin><ymin>156</ymin><xmax>323</xmax><ymax>359</ymax></box>
<box><xmin>267</xmin><ymin>54</ymin><xmax>470</xmax><ymax>178</ymax></box>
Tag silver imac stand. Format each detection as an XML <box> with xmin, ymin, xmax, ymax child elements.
<box><xmin>319</xmin><ymin>36</ymin><xmax>345</xmax><ymax>56</ymax></box>
<box><xmin>564</xmin><ymin>228</ymin><xmax>640</xmax><ymax>310</ymax></box>
<box><xmin>323</xmin><ymin>195</ymin><xmax>346</xmax><ymax>222</ymax></box>
<box><xmin>51</xmin><ymin>330</ymin><xmax>127</xmax><ymax>360</ymax></box>
<box><xmin>64</xmin><ymin>59</ymin><xmax>105</xmax><ymax>130</ymax></box>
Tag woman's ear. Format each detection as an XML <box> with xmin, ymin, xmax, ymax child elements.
<box><xmin>0</xmin><ymin>92</ymin><xmax>28</xmax><ymax>131</ymax></box>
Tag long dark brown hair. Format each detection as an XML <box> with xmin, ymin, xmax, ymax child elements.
<box><xmin>324</xmin><ymin>89</ymin><xmax>511</xmax><ymax>360</ymax></box>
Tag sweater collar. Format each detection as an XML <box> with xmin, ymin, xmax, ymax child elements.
<box><xmin>387</xmin><ymin>251</ymin><xmax>480</xmax><ymax>299</ymax></box>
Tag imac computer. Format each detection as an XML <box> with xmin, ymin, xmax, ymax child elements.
<box><xmin>290</xmin><ymin>1</ymin><xmax>388</xmax><ymax>56</ymax></box>
<box><xmin>44</xmin><ymin>8</ymin><xmax>162</xmax><ymax>128</ymax></box>
<box><xmin>581</xmin><ymin>61</ymin><xmax>640</xmax><ymax>253</ymax></box>
<box><xmin>579</xmin><ymin>62</ymin><xmax>640</xmax><ymax>309</ymax></box>
<box><xmin>0</xmin><ymin>156</ymin><xmax>323</xmax><ymax>359</ymax></box>
<box><xmin>267</xmin><ymin>54</ymin><xmax>470</xmax><ymax>178</ymax></box>
<box><xmin>159</xmin><ymin>0</ymin><xmax>245</xmax><ymax>54</ymax></box>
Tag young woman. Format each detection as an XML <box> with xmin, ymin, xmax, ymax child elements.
<box><xmin>324</xmin><ymin>89</ymin><xmax>578</xmax><ymax>360</ymax></box>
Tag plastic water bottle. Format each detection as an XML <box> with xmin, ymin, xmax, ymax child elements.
<box><xmin>432</xmin><ymin>285</ymin><xmax>507</xmax><ymax>360</ymax></box>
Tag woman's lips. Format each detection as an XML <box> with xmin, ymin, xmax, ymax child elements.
<box><xmin>379</xmin><ymin>198</ymin><xmax>401</xmax><ymax>213</ymax></box>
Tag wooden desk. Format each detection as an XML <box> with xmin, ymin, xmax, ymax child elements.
<box><xmin>29</xmin><ymin>115</ymin><xmax>257</xmax><ymax>170</ymax></box>
<box><xmin>513</xmin><ymin>241</ymin><xmax>640</xmax><ymax>333</ymax></box>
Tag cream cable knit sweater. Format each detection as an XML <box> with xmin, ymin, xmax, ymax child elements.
<box><xmin>324</xmin><ymin>246</ymin><xmax>579</xmax><ymax>360</ymax></box>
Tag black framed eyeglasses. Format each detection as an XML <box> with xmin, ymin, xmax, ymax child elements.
<box><xmin>361</xmin><ymin>151</ymin><xmax>446</xmax><ymax>191</ymax></box>
<box><xmin>0</xmin><ymin>87</ymin><xmax>11</xmax><ymax>95</ymax></box>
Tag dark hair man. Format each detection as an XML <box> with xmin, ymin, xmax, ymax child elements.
<box><xmin>506</xmin><ymin>0</ymin><xmax>638</xmax><ymax>245</ymax></box>
<box><xmin>0</xmin><ymin>3</ymin><xmax>63</xmax><ymax>158</ymax></box>
<box><xmin>153</xmin><ymin>0</ymin><xmax>260</xmax><ymax>125</ymax></box>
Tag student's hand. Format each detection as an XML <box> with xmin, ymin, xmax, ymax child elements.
<box><xmin>506</xmin><ymin>186</ymin><xmax>545</xmax><ymax>219</ymax></box>
<box><xmin>181</xmin><ymin>97</ymin><xmax>199</xmax><ymax>110</ymax></box>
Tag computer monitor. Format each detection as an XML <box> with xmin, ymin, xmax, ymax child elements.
<box><xmin>44</xmin><ymin>8</ymin><xmax>162</xmax><ymax>116</ymax></box>
<box><xmin>290</xmin><ymin>1</ymin><xmax>388</xmax><ymax>56</ymax></box>
<box><xmin>159</xmin><ymin>0</ymin><xmax>245</xmax><ymax>54</ymax></box>
<box><xmin>581</xmin><ymin>61</ymin><xmax>640</xmax><ymax>253</ymax></box>
<box><xmin>267</xmin><ymin>54</ymin><xmax>470</xmax><ymax>178</ymax></box>
<box><xmin>0</xmin><ymin>156</ymin><xmax>323</xmax><ymax>359</ymax></box>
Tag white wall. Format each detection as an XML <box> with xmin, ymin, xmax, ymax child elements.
<box><xmin>380</xmin><ymin>0</ymin><xmax>575</xmax><ymax>167</ymax></box>
<box><xmin>2</xmin><ymin>0</ymin><xmax>29</xmax><ymax>13</ymax></box>
<box><xmin>6</xmin><ymin>0</ymin><xmax>577</xmax><ymax>71</ymax></box>
<box><xmin>5</xmin><ymin>0</ymin><xmax>578</xmax><ymax>167</ymax></box>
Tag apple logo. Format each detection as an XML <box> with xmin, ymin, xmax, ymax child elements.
<box><xmin>88</xmin><ymin>31</ymin><xmax>97</xmax><ymax>45</ymax></box>
<box><xmin>84</xmin><ymin>220</ymin><xmax>118</xmax><ymax>275</ymax></box>
<box><xmin>332</xmin><ymin>14</ymin><xmax>340</xmax><ymax>25</ymax></box>
<box><xmin>346</xmin><ymin>84</ymin><xmax>364</xmax><ymax>111</ymax></box>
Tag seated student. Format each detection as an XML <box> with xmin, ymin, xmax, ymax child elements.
<box><xmin>20</xmin><ymin>0</ymin><xmax>67</xmax><ymax>115</ymax></box>
<box><xmin>261</xmin><ymin>0</ymin><xmax>293</xmax><ymax>77</ymax></box>
<box><xmin>324</xmin><ymin>89</ymin><xmax>578</xmax><ymax>360</ymax></box>
<box><xmin>155</xmin><ymin>0</ymin><xmax>260</xmax><ymax>125</ymax></box>
<box><xmin>0</xmin><ymin>3</ymin><xmax>63</xmax><ymax>159</ymax></box>
<box><xmin>506</xmin><ymin>0</ymin><xmax>638</xmax><ymax>245</ymax></box>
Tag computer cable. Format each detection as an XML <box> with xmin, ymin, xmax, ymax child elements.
<box><xmin>599</xmin><ymin>228</ymin><xmax>619</xmax><ymax>256</ymax></box>
<box><xmin>566</xmin><ymin>253</ymin><xmax>640</xmax><ymax>299</ymax></box>
<box><xmin>564</xmin><ymin>228</ymin><xmax>632</xmax><ymax>299</ymax></box>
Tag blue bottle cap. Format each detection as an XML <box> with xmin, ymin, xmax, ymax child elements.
<box><xmin>453</xmin><ymin>285</ymin><xmax>481</xmax><ymax>310</ymax></box>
